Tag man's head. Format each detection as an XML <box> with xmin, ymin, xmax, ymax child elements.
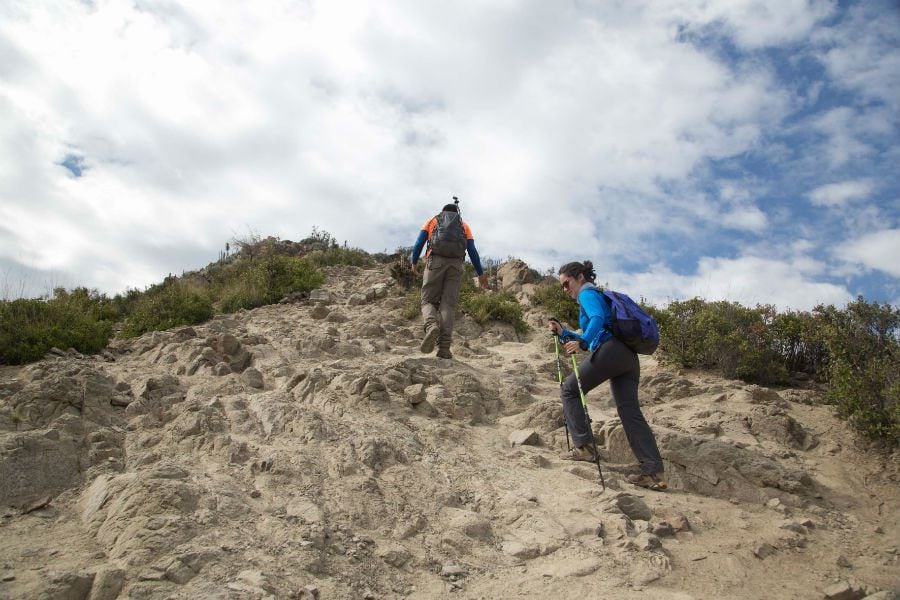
<box><xmin>442</xmin><ymin>203</ymin><xmax>459</xmax><ymax>213</ymax></box>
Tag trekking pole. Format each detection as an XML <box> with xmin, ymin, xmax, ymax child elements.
<box><xmin>549</xmin><ymin>318</ymin><xmax>571</xmax><ymax>451</ymax></box>
<box><xmin>570</xmin><ymin>354</ymin><xmax>606</xmax><ymax>491</ymax></box>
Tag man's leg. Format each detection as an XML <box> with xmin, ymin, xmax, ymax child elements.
<box><xmin>437</xmin><ymin>258</ymin><xmax>464</xmax><ymax>357</ymax></box>
<box><xmin>420</xmin><ymin>257</ymin><xmax>446</xmax><ymax>353</ymax></box>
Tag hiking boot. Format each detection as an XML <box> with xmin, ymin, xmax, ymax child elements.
<box><xmin>628</xmin><ymin>473</ymin><xmax>667</xmax><ymax>491</ymax></box>
<box><xmin>419</xmin><ymin>325</ymin><xmax>439</xmax><ymax>354</ymax></box>
<box><xmin>560</xmin><ymin>446</ymin><xmax>596</xmax><ymax>462</ymax></box>
<box><xmin>436</xmin><ymin>348</ymin><xmax>453</xmax><ymax>359</ymax></box>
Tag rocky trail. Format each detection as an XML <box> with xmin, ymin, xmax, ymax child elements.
<box><xmin>1</xmin><ymin>265</ymin><xmax>898</xmax><ymax>599</ymax></box>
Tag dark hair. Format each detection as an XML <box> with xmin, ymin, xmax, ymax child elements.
<box><xmin>559</xmin><ymin>261</ymin><xmax>596</xmax><ymax>283</ymax></box>
<box><xmin>441</xmin><ymin>204</ymin><xmax>459</xmax><ymax>213</ymax></box>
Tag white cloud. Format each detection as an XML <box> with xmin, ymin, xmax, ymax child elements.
<box><xmin>809</xmin><ymin>180</ymin><xmax>874</xmax><ymax>207</ymax></box>
<box><xmin>613</xmin><ymin>255</ymin><xmax>852</xmax><ymax>311</ymax></box>
<box><xmin>0</xmin><ymin>1</ymin><xmax>894</xmax><ymax>308</ymax></box>
<box><xmin>665</xmin><ymin>0</ymin><xmax>837</xmax><ymax>49</ymax></box>
<box><xmin>816</xmin><ymin>0</ymin><xmax>900</xmax><ymax>113</ymax></box>
<box><xmin>838</xmin><ymin>229</ymin><xmax>900</xmax><ymax>278</ymax></box>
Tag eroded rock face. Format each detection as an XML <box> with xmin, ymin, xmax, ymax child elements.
<box><xmin>0</xmin><ymin>362</ymin><xmax>121</xmax><ymax>431</ymax></box>
<box><xmin>0</xmin><ymin>362</ymin><xmax>130</xmax><ymax>504</ymax></box>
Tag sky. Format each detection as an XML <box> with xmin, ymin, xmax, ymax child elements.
<box><xmin>1</xmin><ymin>0</ymin><xmax>898</xmax><ymax>311</ymax></box>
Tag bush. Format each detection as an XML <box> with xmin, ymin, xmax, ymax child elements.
<box><xmin>401</xmin><ymin>288</ymin><xmax>421</xmax><ymax>321</ymax></box>
<box><xmin>218</xmin><ymin>256</ymin><xmax>324</xmax><ymax>312</ymax></box>
<box><xmin>770</xmin><ymin>309</ymin><xmax>827</xmax><ymax>378</ymax></box>
<box><xmin>389</xmin><ymin>247</ymin><xmax>420</xmax><ymax>291</ymax></box>
<box><xmin>122</xmin><ymin>280</ymin><xmax>214</xmax><ymax>338</ymax></box>
<box><xmin>529</xmin><ymin>281</ymin><xmax>579</xmax><ymax>324</ymax></box>
<box><xmin>658</xmin><ymin>298</ymin><xmax>787</xmax><ymax>384</ymax></box>
<box><xmin>461</xmin><ymin>286</ymin><xmax>529</xmax><ymax>334</ymax></box>
<box><xmin>304</xmin><ymin>246</ymin><xmax>373</xmax><ymax>268</ymax></box>
<box><xmin>815</xmin><ymin>298</ymin><xmax>899</xmax><ymax>443</ymax></box>
<box><xmin>0</xmin><ymin>287</ymin><xmax>113</xmax><ymax>364</ymax></box>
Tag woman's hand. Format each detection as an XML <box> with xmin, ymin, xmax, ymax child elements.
<box><xmin>548</xmin><ymin>319</ymin><xmax>562</xmax><ymax>335</ymax></box>
<box><xmin>564</xmin><ymin>340</ymin><xmax>581</xmax><ymax>354</ymax></box>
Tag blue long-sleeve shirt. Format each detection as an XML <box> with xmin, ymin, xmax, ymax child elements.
<box><xmin>560</xmin><ymin>283</ymin><xmax>613</xmax><ymax>351</ymax></box>
<box><xmin>409</xmin><ymin>230</ymin><xmax>484</xmax><ymax>276</ymax></box>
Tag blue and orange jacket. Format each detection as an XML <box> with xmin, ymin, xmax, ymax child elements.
<box><xmin>410</xmin><ymin>215</ymin><xmax>484</xmax><ymax>276</ymax></box>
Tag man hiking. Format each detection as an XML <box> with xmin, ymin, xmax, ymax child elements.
<box><xmin>549</xmin><ymin>260</ymin><xmax>667</xmax><ymax>491</ymax></box>
<box><xmin>410</xmin><ymin>199</ymin><xmax>489</xmax><ymax>359</ymax></box>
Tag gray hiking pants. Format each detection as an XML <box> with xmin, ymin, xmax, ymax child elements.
<box><xmin>561</xmin><ymin>338</ymin><xmax>665</xmax><ymax>475</ymax></box>
<box><xmin>421</xmin><ymin>254</ymin><xmax>464</xmax><ymax>350</ymax></box>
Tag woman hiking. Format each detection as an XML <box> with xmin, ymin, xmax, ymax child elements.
<box><xmin>549</xmin><ymin>260</ymin><xmax>667</xmax><ymax>491</ymax></box>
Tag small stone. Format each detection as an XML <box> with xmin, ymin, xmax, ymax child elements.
<box><xmin>300</xmin><ymin>584</ymin><xmax>320</xmax><ymax>599</ymax></box>
<box><xmin>241</xmin><ymin>368</ymin><xmax>264</xmax><ymax>389</ymax></box>
<box><xmin>213</xmin><ymin>362</ymin><xmax>232</xmax><ymax>376</ymax></box>
<box><xmin>250</xmin><ymin>490</ymin><xmax>261</xmax><ymax>499</ymax></box>
<box><xmin>441</xmin><ymin>564</ymin><xmax>465</xmax><ymax>577</ymax></box>
<box><xmin>823</xmin><ymin>580</ymin><xmax>866</xmax><ymax>600</ymax></box>
<box><xmin>347</xmin><ymin>293</ymin><xmax>367</xmax><ymax>306</ymax></box>
<box><xmin>753</xmin><ymin>543</ymin><xmax>777</xmax><ymax>559</ymax></box>
<box><xmin>310</xmin><ymin>305</ymin><xmax>329</xmax><ymax>319</ymax></box>
<box><xmin>403</xmin><ymin>384</ymin><xmax>426</xmax><ymax>405</ymax></box>
<box><xmin>836</xmin><ymin>556</ymin><xmax>853</xmax><ymax>568</ymax></box>
<box><xmin>616</xmin><ymin>495</ymin><xmax>653</xmax><ymax>522</ymax></box>
<box><xmin>1</xmin><ymin>574</ymin><xmax>15</xmax><ymax>582</ymax></box>
<box><xmin>630</xmin><ymin>532</ymin><xmax>662</xmax><ymax>551</ymax></box>
<box><xmin>508</xmin><ymin>429</ymin><xmax>539</xmax><ymax>447</ymax></box>
<box><xmin>670</xmin><ymin>514</ymin><xmax>691</xmax><ymax>532</ymax></box>
<box><xmin>309</xmin><ymin>289</ymin><xmax>333</xmax><ymax>304</ymax></box>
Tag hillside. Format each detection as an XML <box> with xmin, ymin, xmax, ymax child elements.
<box><xmin>1</xmin><ymin>263</ymin><xmax>898</xmax><ymax>600</ymax></box>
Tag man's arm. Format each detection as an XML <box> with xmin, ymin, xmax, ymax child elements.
<box><xmin>410</xmin><ymin>230</ymin><xmax>428</xmax><ymax>265</ymax></box>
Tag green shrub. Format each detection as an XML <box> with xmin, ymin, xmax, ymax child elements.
<box><xmin>0</xmin><ymin>287</ymin><xmax>113</xmax><ymax>364</ymax></box>
<box><xmin>122</xmin><ymin>280</ymin><xmax>214</xmax><ymax>338</ymax></box>
<box><xmin>529</xmin><ymin>281</ymin><xmax>579</xmax><ymax>324</ymax></box>
<box><xmin>658</xmin><ymin>298</ymin><xmax>787</xmax><ymax>384</ymax></box>
<box><xmin>770</xmin><ymin>309</ymin><xmax>827</xmax><ymax>378</ymax></box>
<box><xmin>304</xmin><ymin>246</ymin><xmax>373</xmax><ymax>268</ymax></box>
<box><xmin>461</xmin><ymin>287</ymin><xmax>529</xmax><ymax>334</ymax></box>
<box><xmin>218</xmin><ymin>256</ymin><xmax>324</xmax><ymax>312</ymax></box>
<box><xmin>401</xmin><ymin>288</ymin><xmax>421</xmax><ymax>320</ymax></box>
<box><xmin>815</xmin><ymin>298</ymin><xmax>899</xmax><ymax>443</ymax></box>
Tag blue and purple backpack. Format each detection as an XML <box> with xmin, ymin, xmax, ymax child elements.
<box><xmin>600</xmin><ymin>290</ymin><xmax>659</xmax><ymax>355</ymax></box>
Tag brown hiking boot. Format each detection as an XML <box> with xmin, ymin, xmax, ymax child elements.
<box><xmin>628</xmin><ymin>473</ymin><xmax>667</xmax><ymax>491</ymax></box>
<box><xmin>419</xmin><ymin>325</ymin><xmax>439</xmax><ymax>354</ymax></box>
<box><xmin>436</xmin><ymin>348</ymin><xmax>452</xmax><ymax>359</ymax></box>
<box><xmin>560</xmin><ymin>446</ymin><xmax>596</xmax><ymax>462</ymax></box>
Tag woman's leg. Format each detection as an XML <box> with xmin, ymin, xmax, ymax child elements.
<box><xmin>606</xmin><ymin>342</ymin><xmax>664</xmax><ymax>475</ymax></box>
<box><xmin>559</xmin><ymin>339</ymin><xmax>632</xmax><ymax>448</ymax></box>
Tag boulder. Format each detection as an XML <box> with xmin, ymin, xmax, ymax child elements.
<box><xmin>497</xmin><ymin>259</ymin><xmax>535</xmax><ymax>292</ymax></box>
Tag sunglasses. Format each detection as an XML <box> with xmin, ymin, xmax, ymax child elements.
<box><xmin>561</xmin><ymin>279</ymin><xmax>571</xmax><ymax>291</ymax></box>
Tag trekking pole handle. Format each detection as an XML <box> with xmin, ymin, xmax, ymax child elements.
<box><xmin>549</xmin><ymin>317</ymin><xmax>562</xmax><ymax>336</ymax></box>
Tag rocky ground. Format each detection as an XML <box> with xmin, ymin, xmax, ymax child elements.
<box><xmin>1</xmin><ymin>264</ymin><xmax>898</xmax><ymax>600</ymax></box>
